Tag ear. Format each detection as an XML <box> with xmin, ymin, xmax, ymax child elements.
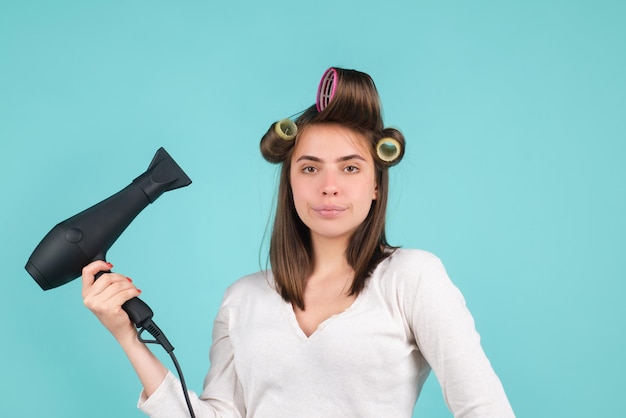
<box><xmin>373</xmin><ymin>183</ymin><xmax>378</xmax><ymax>200</ymax></box>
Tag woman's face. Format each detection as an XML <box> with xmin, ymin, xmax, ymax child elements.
<box><xmin>290</xmin><ymin>124</ymin><xmax>378</xmax><ymax>244</ymax></box>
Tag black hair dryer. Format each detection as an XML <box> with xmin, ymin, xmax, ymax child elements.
<box><xmin>25</xmin><ymin>147</ymin><xmax>191</xmax><ymax>336</ymax></box>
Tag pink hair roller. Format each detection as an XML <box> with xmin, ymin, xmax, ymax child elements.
<box><xmin>316</xmin><ymin>68</ymin><xmax>338</xmax><ymax>112</ymax></box>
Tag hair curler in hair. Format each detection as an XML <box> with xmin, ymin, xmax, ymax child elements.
<box><xmin>274</xmin><ymin>118</ymin><xmax>298</xmax><ymax>140</ymax></box>
<box><xmin>376</xmin><ymin>137</ymin><xmax>402</xmax><ymax>163</ymax></box>
<box><xmin>316</xmin><ymin>68</ymin><xmax>338</xmax><ymax>112</ymax></box>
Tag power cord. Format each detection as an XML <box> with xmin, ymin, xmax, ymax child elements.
<box><xmin>138</xmin><ymin>318</ymin><xmax>196</xmax><ymax>418</ymax></box>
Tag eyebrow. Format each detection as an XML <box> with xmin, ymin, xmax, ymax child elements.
<box><xmin>295</xmin><ymin>154</ymin><xmax>367</xmax><ymax>163</ymax></box>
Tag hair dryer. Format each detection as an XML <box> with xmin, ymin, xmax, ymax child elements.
<box><xmin>25</xmin><ymin>147</ymin><xmax>192</xmax><ymax>339</ymax></box>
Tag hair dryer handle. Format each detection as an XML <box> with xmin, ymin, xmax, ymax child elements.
<box><xmin>93</xmin><ymin>266</ymin><xmax>174</xmax><ymax>353</ymax></box>
<box><xmin>122</xmin><ymin>297</ymin><xmax>154</xmax><ymax>327</ymax></box>
<box><xmin>94</xmin><ymin>269</ymin><xmax>154</xmax><ymax>327</ymax></box>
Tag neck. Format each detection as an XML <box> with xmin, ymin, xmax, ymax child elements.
<box><xmin>309</xmin><ymin>234</ymin><xmax>353</xmax><ymax>282</ymax></box>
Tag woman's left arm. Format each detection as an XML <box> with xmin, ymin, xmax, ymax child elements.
<box><xmin>407</xmin><ymin>255</ymin><xmax>515</xmax><ymax>418</ymax></box>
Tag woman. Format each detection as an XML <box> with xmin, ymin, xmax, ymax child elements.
<box><xmin>82</xmin><ymin>67</ymin><xmax>515</xmax><ymax>417</ymax></box>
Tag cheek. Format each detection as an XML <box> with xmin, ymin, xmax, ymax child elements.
<box><xmin>289</xmin><ymin>178</ymin><xmax>308</xmax><ymax>215</ymax></box>
<box><xmin>362</xmin><ymin>175</ymin><xmax>378</xmax><ymax>201</ymax></box>
<box><xmin>352</xmin><ymin>183</ymin><xmax>377</xmax><ymax>214</ymax></box>
<box><xmin>289</xmin><ymin>176</ymin><xmax>301</xmax><ymax>201</ymax></box>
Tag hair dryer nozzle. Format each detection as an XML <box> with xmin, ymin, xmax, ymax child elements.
<box><xmin>25</xmin><ymin>147</ymin><xmax>192</xmax><ymax>290</ymax></box>
<box><xmin>134</xmin><ymin>147</ymin><xmax>192</xmax><ymax>203</ymax></box>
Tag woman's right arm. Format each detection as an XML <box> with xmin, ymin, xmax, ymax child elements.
<box><xmin>81</xmin><ymin>260</ymin><xmax>168</xmax><ymax>397</ymax></box>
<box><xmin>82</xmin><ymin>261</ymin><xmax>244</xmax><ymax>417</ymax></box>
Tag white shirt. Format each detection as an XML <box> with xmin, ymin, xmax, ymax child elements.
<box><xmin>139</xmin><ymin>249</ymin><xmax>514</xmax><ymax>417</ymax></box>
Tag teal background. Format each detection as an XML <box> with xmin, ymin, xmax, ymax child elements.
<box><xmin>1</xmin><ymin>1</ymin><xmax>624</xmax><ymax>417</ymax></box>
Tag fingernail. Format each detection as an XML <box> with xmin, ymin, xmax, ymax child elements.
<box><xmin>126</xmin><ymin>277</ymin><xmax>132</xmax><ymax>282</ymax></box>
<box><xmin>137</xmin><ymin>289</ymin><xmax>142</xmax><ymax>294</ymax></box>
<box><xmin>106</xmin><ymin>262</ymin><xmax>113</xmax><ymax>268</ymax></box>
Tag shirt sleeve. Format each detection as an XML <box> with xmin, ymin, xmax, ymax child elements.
<box><xmin>137</xmin><ymin>292</ymin><xmax>245</xmax><ymax>418</ymax></box>
<box><xmin>406</xmin><ymin>255</ymin><xmax>515</xmax><ymax>418</ymax></box>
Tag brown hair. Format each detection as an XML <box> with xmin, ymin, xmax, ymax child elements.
<box><xmin>260</xmin><ymin>68</ymin><xmax>405</xmax><ymax>310</ymax></box>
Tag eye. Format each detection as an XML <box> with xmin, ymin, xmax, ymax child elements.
<box><xmin>344</xmin><ymin>165</ymin><xmax>360</xmax><ymax>173</ymax></box>
<box><xmin>302</xmin><ymin>166</ymin><xmax>317</xmax><ymax>174</ymax></box>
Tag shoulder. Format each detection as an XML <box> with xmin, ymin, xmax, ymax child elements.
<box><xmin>381</xmin><ymin>248</ymin><xmax>445</xmax><ymax>277</ymax></box>
<box><xmin>385</xmin><ymin>247</ymin><xmax>442</xmax><ymax>267</ymax></box>
<box><xmin>371</xmin><ymin>248</ymin><xmax>455</xmax><ymax>301</ymax></box>
<box><xmin>221</xmin><ymin>270</ymin><xmax>278</xmax><ymax>305</ymax></box>
<box><xmin>372</xmin><ymin>249</ymin><xmax>471</xmax><ymax>335</ymax></box>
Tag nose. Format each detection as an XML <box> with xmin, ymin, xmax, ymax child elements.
<box><xmin>321</xmin><ymin>171</ymin><xmax>339</xmax><ymax>196</ymax></box>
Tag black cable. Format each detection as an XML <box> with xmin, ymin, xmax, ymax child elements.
<box><xmin>138</xmin><ymin>319</ymin><xmax>196</xmax><ymax>418</ymax></box>
<box><xmin>168</xmin><ymin>348</ymin><xmax>196</xmax><ymax>418</ymax></box>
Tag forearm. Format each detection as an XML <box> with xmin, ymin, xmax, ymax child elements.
<box><xmin>117</xmin><ymin>332</ymin><xmax>169</xmax><ymax>398</ymax></box>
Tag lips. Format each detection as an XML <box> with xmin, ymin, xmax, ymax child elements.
<box><xmin>312</xmin><ymin>204</ymin><xmax>347</xmax><ymax>217</ymax></box>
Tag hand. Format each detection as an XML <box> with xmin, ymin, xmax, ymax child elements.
<box><xmin>82</xmin><ymin>260</ymin><xmax>142</xmax><ymax>343</ymax></box>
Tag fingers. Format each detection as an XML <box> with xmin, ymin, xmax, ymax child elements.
<box><xmin>90</xmin><ymin>276</ymin><xmax>138</xmax><ymax>303</ymax></box>
<box><xmin>81</xmin><ymin>260</ymin><xmax>114</xmax><ymax>295</ymax></box>
<box><xmin>81</xmin><ymin>261</ymin><xmax>143</xmax><ymax>339</ymax></box>
<box><xmin>81</xmin><ymin>260</ymin><xmax>140</xmax><ymax>305</ymax></box>
<box><xmin>83</xmin><ymin>272</ymin><xmax>142</xmax><ymax>319</ymax></box>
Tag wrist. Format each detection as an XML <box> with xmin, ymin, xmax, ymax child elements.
<box><xmin>115</xmin><ymin>327</ymin><xmax>142</xmax><ymax>349</ymax></box>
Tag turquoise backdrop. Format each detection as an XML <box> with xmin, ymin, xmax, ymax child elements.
<box><xmin>2</xmin><ymin>1</ymin><xmax>624</xmax><ymax>417</ymax></box>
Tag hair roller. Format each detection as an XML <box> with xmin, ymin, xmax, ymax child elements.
<box><xmin>376</xmin><ymin>128</ymin><xmax>405</xmax><ymax>166</ymax></box>
<box><xmin>260</xmin><ymin>119</ymin><xmax>297</xmax><ymax>164</ymax></box>
<box><xmin>314</xmin><ymin>67</ymin><xmax>382</xmax><ymax>132</ymax></box>
<box><xmin>316</xmin><ymin>68</ymin><xmax>338</xmax><ymax>112</ymax></box>
<box><xmin>376</xmin><ymin>138</ymin><xmax>401</xmax><ymax>162</ymax></box>
<box><xmin>275</xmin><ymin>118</ymin><xmax>298</xmax><ymax>141</ymax></box>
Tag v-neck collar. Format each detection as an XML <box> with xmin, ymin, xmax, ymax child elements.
<box><xmin>282</xmin><ymin>289</ymin><xmax>365</xmax><ymax>340</ymax></box>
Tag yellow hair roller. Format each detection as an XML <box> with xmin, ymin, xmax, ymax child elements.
<box><xmin>274</xmin><ymin>119</ymin><xmax>298</xmax><ymax>141</ymax></box>
<box><xmin>376</xmin><ymin>137</ymin><xmax>402</xmax><ymax>163</ymax></box>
